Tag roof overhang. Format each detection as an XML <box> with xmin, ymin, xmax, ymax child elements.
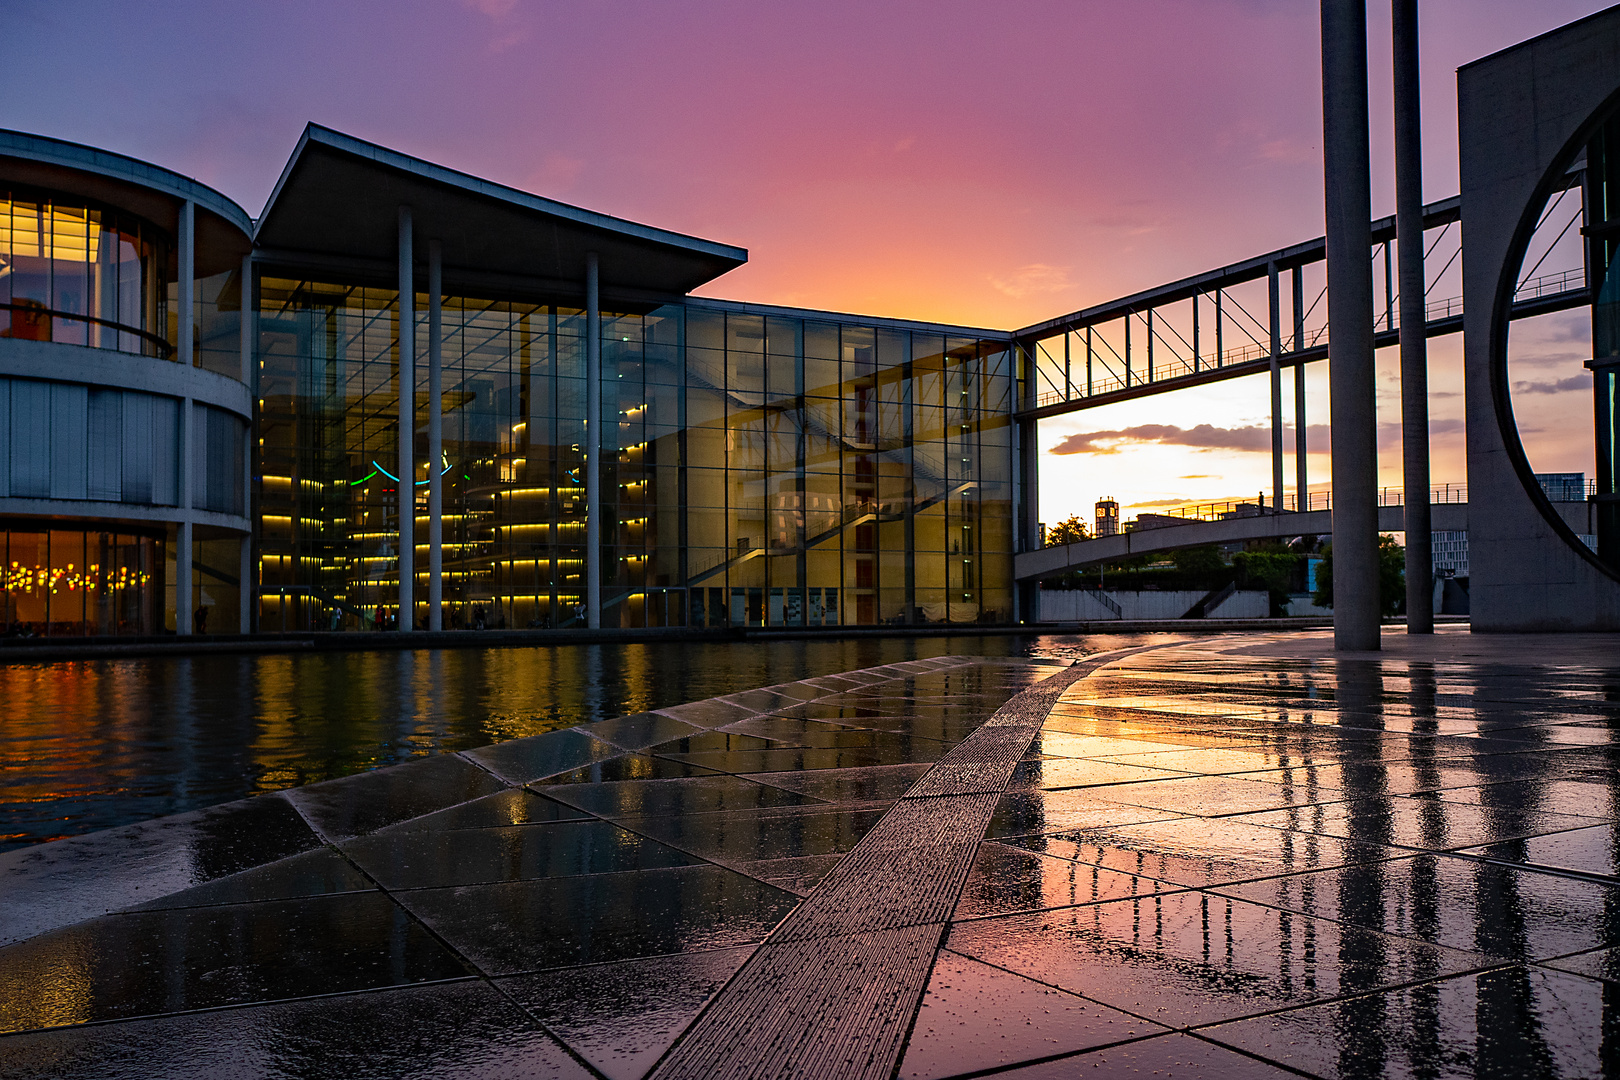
<box><xmin>0</xmin><ymin>129</ymin><xmax>254</xmax><ymax>277</ymax></box>
<box><xmin>254</xmin><ymin>125</ymin><xmax>747</xmax><ymax>300</ymax></box>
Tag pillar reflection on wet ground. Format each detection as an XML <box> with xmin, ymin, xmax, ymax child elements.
<box><xmin>2</xmin><ymin>628</ymin><xmax>1620</xmax><ymax>1077</ymax></box>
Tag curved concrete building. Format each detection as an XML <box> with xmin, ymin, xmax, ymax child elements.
<box><xmin>0</xmin><ymin>131</ymin><xmax>254</xmax><ymax>635</ymax></box>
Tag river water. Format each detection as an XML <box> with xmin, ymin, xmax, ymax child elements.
<box><xmin>0</xmin><ymin>633</ymin><xmax>1169</xmax><ymax>851</ymax></box>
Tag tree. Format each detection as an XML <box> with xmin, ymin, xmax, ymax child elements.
<box><xmin>1045</xmin><ymin>514</ymin><xmax>1088</xmax><ymax>546</ymax></box>
<box><xmin>1313</xmin><ymin>535</ymin><xmax>1406</xmax><ymax>616</ymax></box>
<box><xmin>1233</xmin><ymin>546</ymin><xmax>1299</xmax><ymax>616</ymax></box>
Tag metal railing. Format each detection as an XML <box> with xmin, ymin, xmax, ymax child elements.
<box><xmin>1030</xmin><ymin>269</ymin><xmax>1587</xmax><ymax>411</ymax></box>
<box><xmin>1108</xmin><ymin>478</ymin><xmax>1595</xmax><ymax>533</ymax></box>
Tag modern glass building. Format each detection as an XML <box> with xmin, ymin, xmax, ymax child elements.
<box><xmin>1</xmin><ymin>125</ymin><xmax>1015</xmax><ymax>635</ymax></box>
<box><xmin>0</xmin><ymin>130</ymin><xmax>253</xmax><ymax>637</ymax></box>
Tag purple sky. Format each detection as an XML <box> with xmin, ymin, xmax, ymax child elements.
<box><xmin>4</xmin><ymin>0</ymin><xmax>1610</xmax><ymax>521</ymax></box>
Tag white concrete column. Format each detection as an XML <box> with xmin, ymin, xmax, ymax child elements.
<box><xmin>1268</xmin><ymin>260</ymin><xmax>1284</xmax><ymax>511</ymax></box>
<box><xmin>585</xmin><ymin>252</ymin><xmax>601</xmax><ymax>629</ymax></box>
<box><xmin>428</xmin><ymin>239</ymin><xmax>444</xmax><ymax>631</ymax></box>
<box><xmin>239</xmin><ymin>535</ymin><xmax>252</xmax><ymax>635</ymax></box>
<box><xmin>241</xmin><ymin>252</ymin><xmax>254</xmax><ymax>634</ymax></box>
<box><xmin>397</xmin><ymin>206</ymin><xmax>415</xmax><ymax>631</ymax></box>
<box><xmin>1394</xmin><ymin>0</ymin><xmax>1433</xmax><ymax>633</ymax></box>
<box><xmin>176</xmin><ymin>200</ymin><xmax>195</xmax><ymax>634</ymax></box>
<box><xmin>1322</xmin><ymin>0</ymin><xmax>1381</xmax><ymax>650</ymax></box>
<box><xmin>1294</xmin><ymin>266</ymin><xmax>1308</xmax><ymax>503</ymax></box>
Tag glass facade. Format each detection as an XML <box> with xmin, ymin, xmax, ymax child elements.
<box><xmin>0</xmin><ymin>189</ymin><xmax>169</xmax><ymax>358</ymax></box>
<box><xmin>1</xmin><ymin>526</ymin><xmax>163</xmax><ymax>636</ymax></box>
<box><xmin>254</xmin><ymin>278</ymin><xmax>1015</xmax><ymax>631</ymax></box>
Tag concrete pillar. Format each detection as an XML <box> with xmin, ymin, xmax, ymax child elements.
<box><xmin>176</xmin><ymin>200</ymin><xmax>194</xmax><ymax>635</ymax></box>
<box><xmin>240</xmin><ymin>253</ymin><xmax>254</xmax><ymax>634</ymax></box>
<box><xmin>1269</xmin><ymin>261</ymin><xmax>1284</xmax><ymax>511</ymax></box>
<box><xmin>1294</xmin><ymin>266</ymin><xmax>1308</xmax><ymax>503</ymax></box>
<box><xmin>239</xmin><ymin>536</ymin><xmax>252</xmax><ymax>635</ymax></box>
<box><xmin>397</xmin><ymin>206</ymin><xmax>414</xmax><ymax>632</ymax></box>
<box><xmin>1394</xmin><ymin>0</ymin><xmax>1433</xmax><ymax>633</ymax></box>
<box><xmin>585</xmin><ymin>252</ymin><xmax>601</xmax><ymax>630</ymax></box>
<box><xmin>1322</xmin><ymin>0</ymin><xmax>1381</xmax><ymax>650</ymax></box>
<box><xmin>428</xmin><ymin>240</ymin><xmax>444</xmax><ymax>632</ymax></box>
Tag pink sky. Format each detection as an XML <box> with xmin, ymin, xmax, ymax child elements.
<box><xmin>3</xmin><ymin>0</ymin><xmax>1610</xmax><ymax>523</ymax></box>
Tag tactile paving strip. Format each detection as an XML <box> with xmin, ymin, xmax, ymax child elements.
<box><xmin>649</xmin><ymin>649</ymin><xmax>1153</xmax><ymax>1080</ymax></box>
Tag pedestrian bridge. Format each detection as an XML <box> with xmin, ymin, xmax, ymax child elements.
<box><xmin>1014</xmin><ymin>492</ymin><xmax>1598</xmax><ymax>582</ymax></box>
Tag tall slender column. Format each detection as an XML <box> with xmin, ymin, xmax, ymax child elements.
<box><xmin>240</xmin><ymin>252</ymin><xmax>254</xmax><ymax>634</ymax></box>
<box><xmin>1394</xmin><ymin>0</ymin><xmax>1432</xmax><ymax>633</ymax></box>
<box><xmin>585</xmin><ymin>252</ymin><xmax>602</xmax><ymax>629</ymax></box>
<box><xmin>178</xmin><ymin>401</ymin><xmax>193</xmax><ymax>636</ymax></box>
<box><xmin>176</xmin><ymin>201</ymin><xmax>194</xmax><ymax>634</ymax></box>
<box><xmin>428</xmin><ymin>240</ymin><xmax>444</xmax><ymax>631</ymax></box>
<box><xmin>1322</xmin><ymin>0</ymin><xmax>1381</xmax><ymax>650</ymax></box>
<box><xmin>1269</xmin><ymin>261</ymin><xmax>1284</xmax><ymax>511</ymax></box>
<box><xmin>397</xmin><ymin>206</ymin><xmax>414</xmax><ymax>632</ymax></box>
<box><xmin>1294</xmin><ymin>266</ymin><xmax>1308</xmax><ymax>503</ymax></box>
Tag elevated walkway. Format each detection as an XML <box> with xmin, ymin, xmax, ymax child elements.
<box><xmin>1017</xmin><ymin>497</ymin><xmax>1598</xmax><ymax>581</ymax></box>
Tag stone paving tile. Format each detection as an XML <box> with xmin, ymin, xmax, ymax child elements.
<box><xmin>742</xmin><ymin>762</ymin><xmax>933</xmax><ymax>804</ymax></box>
<box><xmin>0</xmin><ymin>793</ymin><xmax>323</xmax><ymax>946</ymax></box>
<box><xmin>579</xmin><ymin>711</ymin><xmax>704</xmax><ymax>752</ymax></box>
<box><xmin>984</xmin><ymin>789</ymin><xmax>1185</xmax><ymax>838</ymax></box>
<box><xmin>736</xmin><ymin>852</ymin><xmax>845</xmax><ymax>895</ymax></box>
<box><xmin>0</xmin><ymin>891</ymin><xmax>471</xmax><ymax>1033</ymax></box>
<box><xmin>897</xmin><ymin>949</ymin><xmax>1166</xmax><ymax>1079</ymax></box>
<box><xmin>131</xmin><ymin>847</ymin><xmax>374</xmax><ymax>911</ymax></box>
<box><xmin>0</xmin><ymin>980</ymin><xmax>591</xmax><ymax>1080</ymax></box>
<box><xmin>953</xmin><ymin>842</ymin><xmax>1172</xmax><ymax>920</ymax></box>
<box><xmin>533</xmin><ymin>773</ymin><xmax>818</xmax><ymax>818</ymax></box>
<box><xmin>1003</xmin><ymin>757</ymin><xmax>1193</xmax><ymax>791</ymax></box>
<box><xmin>1202</xmin><ymin>966</ymin><xmax>1611</xmax><ymax>1079</ymax></box>
<box><xmin>537</xmin><ymin>754</ymin><xmax>726</xmax><ymax>784</ymax></box>
<box><xmin>1463</xmin><ymin>822</ymin><xmax>1620</xmax><ymax>878</ymax></box>
<box><xmin>397</xmin><ymin>863</ymin><xmax>799</xmax><ymax>974</ymax></box>
<box><xmin>999</xmin><ymin>816</ymin><xmax>1398</xmax><ymax>889</ymax></box>
<box><xmin>1095</xmin><ymin>773</ymin><xmax>1349</xmax><ymax>816</ymax></box>
<box><xmin>283</xmin><ymin>753</ymin><xmax>509</xmax><ymax>839</ymax></box>
<box><xmin>342</xmin><ymin>819</ymin><xmax>700</xmax><ymax>889</ymax></box>
<box><xmin>499</xmin><ymin>947</ymin><xmax>754</xmax><ymax>1080</ymax></box>
<box><xmin>1240</xmin><ymin>794</ymin><xmax>1600</xmax><ymax>851</ymax></box>
<box><xmin>460</xmin><ymin>727</ymin><xmax>623</xmax><ymax>785</ymax></box>
<box><xmin>378</xmin><ymin>787</ymin><xmax>590</xmax><ymax>830</ymax></box>
<box><xmin>613</xmin><ymin>803</ymin><xmax>888</xmax><ymax>865</ymax></box>
<box><xmin>945</xmin><ymin>884</ymin><xmax>1489</xmax><ymax>1031</ymax></box>
<box><xmin>984</xmin><ymin>1033</ymin><xmax>1299</xmax><ymax>1079</ymax></box>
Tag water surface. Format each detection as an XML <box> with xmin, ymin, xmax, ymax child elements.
<box><xmin>0</xmin><ymin>634</ymin><xmax>1145</xmax><ymax>851</ymax></box>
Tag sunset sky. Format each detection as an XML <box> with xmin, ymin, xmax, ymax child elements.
<box><xmin>4</xmin><ymin>0</ymin><xmax>1610</xmax><ymax>527</ymax></box>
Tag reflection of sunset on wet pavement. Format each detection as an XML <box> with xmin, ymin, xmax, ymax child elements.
<box><xmin>4</xmin><ymin>629</ymin><xmax>1620</xmax><ymax>1076</ymax></box>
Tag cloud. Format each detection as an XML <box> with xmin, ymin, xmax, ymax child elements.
<box><xmin>1049</xmin><ymin>423</ymin><xmax>1329</xmax><ymax>456</ymax></box>
<box><xmin>1513</xmin><ymin>374</ymin><xmax>1590</xmax><ymax>395</ymax></box>
<box><xmin>1178</xmin><ymin>474</ymin><xmax>1217</xmax><ymax>479</ymax></box>
<box><xmin>460</xmin><ymin>0</ymin><xmax>527</xmax><ymax>51</ymax></box>
<box><xmin>988</xmin><ymin>264</ymin><xmax>1075</xmax><ymax>299</ymax></box>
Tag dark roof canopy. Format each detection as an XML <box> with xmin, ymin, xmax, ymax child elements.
<box><xmin>255</xmin><ymin>125</ymin><xmax>747</xmax><ymax>299</ymax></box>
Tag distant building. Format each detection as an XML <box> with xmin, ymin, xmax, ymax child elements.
<box><xmin>1095</xmin><ymin>498</ymin><xmax>1119</xmax><ymax>537</ymax></box>
<box><xmin>1433</xmin><ymin>531</ymin><xmax>1469</xmax><ymax>577</ymax></box>
<box><xmin>1535</xmin><ymin>472</ymin><xmax>1588</xmax><ymax>502</ymax></box>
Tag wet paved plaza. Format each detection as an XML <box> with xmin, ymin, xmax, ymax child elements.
<box><xmin>2</xmin><ymin>628</ymin><xmax>1620</xmax><ymax>1077</ymax></box>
